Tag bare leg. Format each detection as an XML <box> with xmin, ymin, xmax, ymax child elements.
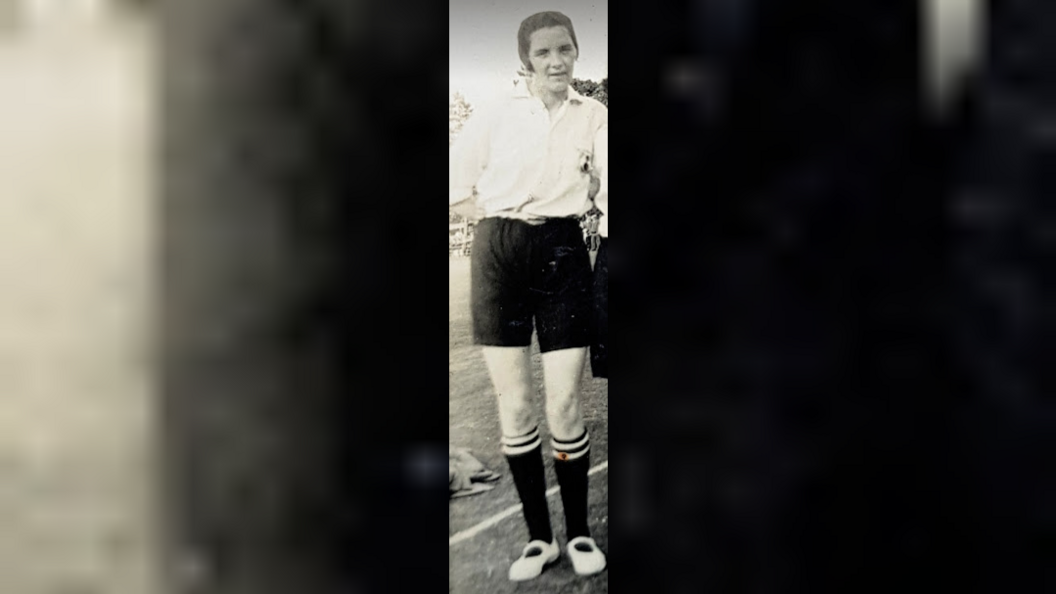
<box><xmin>542</xmin><ymin>346</ymin><xmax>601</xmax><ymax>562</ymax></box>
<box><xmin>541</xmin><ymin>347</ymin><xmax>588</xmax><ymax>440</ymax></box>
<box><xmin>481</xmin><ymin>346</ymin><xmax>535</xmax><ymax>436</ymax></box>
<box><xmin>483</xmin><ymin>345</ymin><xmax>557</xmax><ymax>575</ymax></box>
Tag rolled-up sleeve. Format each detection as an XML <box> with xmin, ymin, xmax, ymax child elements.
<box><xmin>450</xmin><ymin>108</ymin><xmax>491</xmax><ymax>210</ymax></box>
<box><xmin>593</xmin><ymin>123</ymin><xmax>609</xmax><ymax>238</ymax></box>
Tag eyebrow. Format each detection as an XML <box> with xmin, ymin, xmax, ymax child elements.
<box><xmin>537</xmin><ymin>44</ymin><xmax>573</xmax><ymax>53</ymax></box>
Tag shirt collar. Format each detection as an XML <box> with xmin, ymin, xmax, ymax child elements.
<box><xmin>512</xmin><ymin>77</ymin><xmax>584</xmax><ymax>105</ymax></box>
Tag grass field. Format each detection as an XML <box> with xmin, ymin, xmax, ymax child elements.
<box><xmin>449</xmin><ymin>256</ymin><xmax>608</xmax><ymax>593</ymax></box>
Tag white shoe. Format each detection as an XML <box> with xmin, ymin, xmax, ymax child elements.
<box><xmin>567</xmin><ymin>536</ymin><xmax>606</xmax><ymax>576</ymax></box>
<box><xmin>508</xmin><ymin>539</ymin><xmax>559</xmax><ymax>581</ymax></box>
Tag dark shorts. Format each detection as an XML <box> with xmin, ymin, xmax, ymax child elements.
<box><xmin>471</xmin><ymin>217</ymin><xmax>592</xmax><ymax>353</ymax></box>
<box><xmin>591</xmin><ymin>238</ymin><xmax>608</xmax><ymax>378</ymax></box>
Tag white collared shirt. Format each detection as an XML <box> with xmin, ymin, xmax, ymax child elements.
<box><xmin>593</xmin><ymin>124</ymin><xmax>608</xmax><ymax>238</ymax></box>
<box><xmin>450</xmin><ymin>80</ymin><xmax>608</xmax><ymax>225</ymax></box>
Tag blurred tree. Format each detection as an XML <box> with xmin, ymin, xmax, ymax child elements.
<box><xmin>449</xmin><ymin>93</ymin><xmax>475</xmax><ymax>223</ymax></box>
<box><xmin>449</xmin><ymin>92</ymin><xmax>474</xmax><ymax>147</ymax></box>
<box><xmin>572</xmin><ymin>78</ymin><xmax>608</xmax><ymax>107</ymax></box>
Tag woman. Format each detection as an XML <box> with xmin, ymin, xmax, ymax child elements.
<box><xmin>449</xmin><ymin>10</ymin><xmax>608</xmax><ymax>582</ymax></box>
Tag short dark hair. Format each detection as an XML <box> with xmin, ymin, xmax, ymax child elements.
<box><xmin>518</xmin><ymin>11</ymin><xmax>578</xmax><ymax>72</ymax></box>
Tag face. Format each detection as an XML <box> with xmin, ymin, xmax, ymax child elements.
<box><xmin>526</xmin><ymin>26</ymin><xmax>577</xmax><ymax>96</ymax></box>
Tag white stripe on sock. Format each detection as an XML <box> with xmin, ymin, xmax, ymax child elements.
<box><xmin>501</xmin><ymin>427</ymin><xmax>540</xmax><ymax>447</ymax></box>
<box><xmin>553</xmin><ymin>445</ymin><xmax>590</xmax><ymax>461</ymax></box>
<box><xmin>501</xmin><ymin>436</ymin><xmax>541</xmax><ymax>456</ymax></box>
<box><xmin>550</xmin><ymin>431</ymin><xmax>589</xmax><ymax>453</ymax></box>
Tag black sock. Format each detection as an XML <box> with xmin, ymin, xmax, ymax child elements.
<box><xmin>552</xmin><ymin>430</ymin><xmax>591</xmax><ymax>540</ymax></box>
<box><xmin>502</xmin><ymin>427</ymin><xmax>553</xmax><ymax>544</ymax></box>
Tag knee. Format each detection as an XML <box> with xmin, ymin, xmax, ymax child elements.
<box><xmin>498</xmin><ymin>390</ymin><xmax>535</xmax><ymax>433</ymax></box>
<box><xmin>546</xmin><ymin>392</ymin><xmax>580</xmax><ymax>425</ymax></box>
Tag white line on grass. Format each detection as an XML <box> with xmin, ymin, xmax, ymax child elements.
<box><xmin>449</xmin><ymin>460</ymin><xmax>609</xmax><ymax>546</ymax></box>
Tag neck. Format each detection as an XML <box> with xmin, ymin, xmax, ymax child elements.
<box><xmin>528</xmin><ymin>80</ymin><xmax>568</xmax><ymax>110</ymax></box>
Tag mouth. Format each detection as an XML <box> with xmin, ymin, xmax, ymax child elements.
<box><xmin>549</xmin><ymin>73</ymin><xmax>568</xmax><ymax>79</ymax></box>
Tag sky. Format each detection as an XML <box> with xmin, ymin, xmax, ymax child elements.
<box><xmin>450</xmin><ymin>1</ymin><xmax>607</xmax><ymax>108</ymax></box>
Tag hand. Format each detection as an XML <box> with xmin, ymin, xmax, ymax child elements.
<box><xmin>587</xmin><ymin>174</ymin><xmax>601</xmax><ymax>200</ymax></box>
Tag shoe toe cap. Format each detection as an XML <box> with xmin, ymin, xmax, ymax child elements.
<box><xmin>567</xmin><ymin>538</ymin><xmax>606</xmax><ymax>575</ymax></box>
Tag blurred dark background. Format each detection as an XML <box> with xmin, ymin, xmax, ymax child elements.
<box><xmin>163</xmin><ymin>0</ymin><xmax>447</xmax><ymax>592</ymax></box>
<box><xmin>611</xmin><ymin>0</ymin><xmax>1049</xmax><ymax>592</ymax></box>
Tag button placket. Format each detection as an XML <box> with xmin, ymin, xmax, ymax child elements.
<box><xmin>527</xmin><ymin>101</ymin><xmax>551</xmax><ymax>207</ymax></box>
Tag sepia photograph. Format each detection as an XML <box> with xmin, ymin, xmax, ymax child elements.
<box><xmin>449</xmin><ymin>2</ymin><xmax>608</xmax><ymax>592</ymax></box>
